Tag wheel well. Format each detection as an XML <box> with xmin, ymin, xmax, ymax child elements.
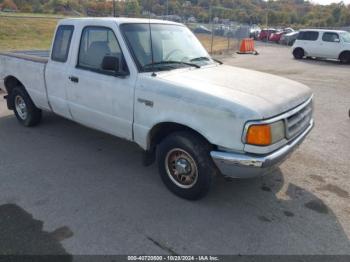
<box><xmin>339</xmin><ymin>50</ymin><xmax>350</xmax><ymax>59</ymax></box>
<box><xmin>148</xmin><ymin>122</ymin><xmax>213</xmax><ymax>152</ymax></box>
<box><xmin>3</xmin><ymin>76</ymin><xmax>24</xmax><ymax>109</ymax></box>
<box><xmin>4</xmin><ymin>75</ymin><xmax>23</xmax><ymax>93</ymax></box>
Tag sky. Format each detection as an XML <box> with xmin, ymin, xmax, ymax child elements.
<box><xmin>311</xmin><ymin>0</ymin><xmax>350</xmax><ymax>5</ymax></box>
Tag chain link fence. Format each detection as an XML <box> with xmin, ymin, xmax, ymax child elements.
<box><xmin>184</xmin><ymin>22</ymin><xmax>250</xmax><ymax>55</ymax></box>
<box><xmin>0</xmin><ymin>8</ymin><xmax>253</xmax><ymax>55</ymax></box>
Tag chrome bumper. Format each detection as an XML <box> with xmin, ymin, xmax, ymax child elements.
<box><xmin>210</xmin><ymin>120</ymin><xmax>314</xmax><ymax>178</ymax></box>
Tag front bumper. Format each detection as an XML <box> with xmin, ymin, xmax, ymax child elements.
<box><xmin>210</xmin><ymin>119</ymin><xmax>314</xmax><ymax>178</ymax></box>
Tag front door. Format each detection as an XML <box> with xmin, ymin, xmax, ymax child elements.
<box><xmin>66</xmin><ymin>26</ymin><xmax>134</xmax><ymax>140</ymax></box>
<box><xmin>45</xmin><ymin>24</ymin><xmax>75</xmax><ymax>119</ymax></box>
<box><xmin>318</xmin><ymin>32</ymin><xmax>341</xmax><ymax>59</ymax></box>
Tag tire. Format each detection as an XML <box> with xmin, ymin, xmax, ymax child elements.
<box><xmin>11</xmin><ymin>86</ymin><xmax>42</xmax><ymax>127</ymax></box>
<box><xmin>339</xmin><ymin>52</ymin><xmax>350</xmax><ymax>64</ymax></box>
<box><xmin>156</xmin><ymin>131</ymin><xmax>216</xmax><ymax>200</ymax></box>
<box><xmin>293</xmin><ymin>48</ymin><xmax>304</xmax><ymax>59</ymax></box>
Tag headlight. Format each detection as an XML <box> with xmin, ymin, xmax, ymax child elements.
<box><xmin>246</xmin><ymin>120</ymin><xmax>285</xmax><ymax>146</ymax></box>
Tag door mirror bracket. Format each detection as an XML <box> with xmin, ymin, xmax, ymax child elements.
<box><xmin>101</xmin><ymin>55</ymin><xmax>129</xmax><ymax>77</ymax></box>
<box><xmin>102</xmin><ymin>55</ymin><xmax>119</xmax><ymax>72</ymax></box>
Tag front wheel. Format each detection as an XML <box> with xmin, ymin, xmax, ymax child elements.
<box><xmin>293</xmin><ymin>48</ymin><xmax>304</xmax><ymax>59</ymax></box>
<box><xmin>11</xmin><ymin>86</ymin><xmax>42</xmax><ymax>127</ymax></box>
<box><xmin>339</xmin><ymin>52</ymin><xmax>350</xmax><ymax>64</ymax></box>
<box><xmin>156</xmin><ymin>131</ymin><xmax>217</xmax><ymax>200</ymax></box>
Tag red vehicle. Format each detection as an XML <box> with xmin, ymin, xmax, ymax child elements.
<box><xmin>258</xmin><ymin>28</ymin><xmax>277</xmax><ymax>41</ymax></box>
<box><xmin>269</xmin><ymin>28</ymin><xmax>294</xmax><ymax>43</ymax></box>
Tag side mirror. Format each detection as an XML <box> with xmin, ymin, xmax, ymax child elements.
<box><xmin>101</xmin><ymin>55</ymin><xmax>119</xmax><ymax>72</ymax></box>
<box><xmin>334</xmin><ymin>38</ymin><xmax>340</xmax><ymax>43</ymax></box>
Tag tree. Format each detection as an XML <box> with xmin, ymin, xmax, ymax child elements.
<box><xmin>125</xmin><ymin>0</ymin><xmax>141</xmax><ymax>16</ymax></box>
<box><xmin>1</xmin><ymin>0</ymin><xmax>18</xmax><ymax>10</ymax></box>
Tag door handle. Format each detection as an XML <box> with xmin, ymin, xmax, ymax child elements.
<box><xmin>137</xmin><ymin>98</ymin><xmax>154</xmax><ymax>107</ymax></box>
<box><xmin>69</xmin><ymin>76</ymin><xmax>79</xmax><ymax>83</ymax></box>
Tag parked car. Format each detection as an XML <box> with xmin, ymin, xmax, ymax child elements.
<box><xmin>258</xmin><ymin>28</ymin><xmax>277</xmax><ymax>41</ymax></box>
<box><xmin>193</xmin><ymin>25</ymin><xmax>211</xmax><ymax>34</ymax></box>
<box><xmin>269</xmin><ymin>28</ymin><xmax>294</xmax><ymax>43</ymax></box>
<box><xmin>0</xmin><ymin>18</ymin><xmax>314</xmax><ymax>199</ymax></box>
<box><xmin>280</xmin><ymin>31</ymin><xmax>299</xmax><ymax>46</ymax></box>
<box><xmin>292</xmin><ymin>29</ymin><xmax>350</xmax><ymax>63</ymax></box>
<box><xmin>249</xmin><ymin>25</ymin><xmax>261</xmax><ymax>39</ymax></box>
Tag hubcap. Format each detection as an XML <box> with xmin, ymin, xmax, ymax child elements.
<box><xmin>15</xmin><ymin>95</ymin><xmax>28</xmax><ymax>120</ymax></box>
<box><xmin>165</xmin><ymin>148</ymin><xmax>198</xmax><ymax>189</ymax></box>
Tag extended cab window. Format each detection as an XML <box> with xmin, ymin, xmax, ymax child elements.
<box><xmin>78</xmin><ymin>26</ymin><xmax>128</xmax><ymax>75</ymax></box>
<box><xmin>322</xmin><ymin>32</ymin><xmax>340</xmax><ymax>42</ymax></box>
<box><xmin>51</xmin><ymin>25</ymin><xmax>74</xmax><ymax>62</ymax></box>
<box><xmin>297</xmin><ymin>31</ymin><xmax>319</xmax><ymax>41</ymax></box>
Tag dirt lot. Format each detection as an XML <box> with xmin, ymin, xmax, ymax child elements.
<box><xmin>0</xmin><ymin>43</ymin><xmax>349</xmax><ymax>255</ymax></box>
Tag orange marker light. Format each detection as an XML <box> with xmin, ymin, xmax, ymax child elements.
<box><xmin>246</xmin><ymin>124</ymin><xmax>271</xmax><ymax>146</ymax></box>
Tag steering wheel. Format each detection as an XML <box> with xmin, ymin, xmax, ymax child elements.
<box><xmin>165</xmin><ymin>49</ymin><xmax>184</xmax><ymax>61</ymax></box>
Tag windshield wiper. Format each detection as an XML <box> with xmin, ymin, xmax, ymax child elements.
<box><xmin>143</xmin><ymin>60</ymin><xmax>200</xmax><ymax>70</ymax></box>
<box><xmin>190</xmin><ymin>56</ymin><xmax>210</xmax><ymax>62</ymax></box>
<box><xmin>190</xmin><ymin>56</ymin><xmax>223</xmax><ymax>65</ymax></box>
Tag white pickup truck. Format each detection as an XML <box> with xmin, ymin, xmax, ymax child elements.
<box><xmin>0</xmin><ymin>18</ymin><xmax>314</xmax><ymax>199</ymax></box>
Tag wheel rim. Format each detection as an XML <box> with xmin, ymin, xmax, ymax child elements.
<box><xmin>15</xmin><ymin>95</ymin><xmax>28</xmax><ymax>120</ymax></box>
<box><xmin>165</xmin><ymin>148</ymin><xmax>198</xmax><ymax>189</ymax></box>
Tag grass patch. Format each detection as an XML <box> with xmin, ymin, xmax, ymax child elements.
<box><xmin>196</xmin><ymin>33</ymin><xmax>239</xmax><ymax>54</ymax></box>
<box><xmin>0</xmin><ymin>16</ymin><xmax>58</xmax><ymax>50</ymax></box>
<box><xmin>0</xmin><ymin>15</ymin><xmax>238</xmax><ymax>53</ymax></box>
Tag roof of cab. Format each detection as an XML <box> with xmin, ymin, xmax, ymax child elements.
<box><xmin>59</xmin><ymin>17</ymin><xmax>182</xmax><ymax>26</ymax></box>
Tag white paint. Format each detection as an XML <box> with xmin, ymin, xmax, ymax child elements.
<box><xmin>0</xmin><ymin>18</ymin><xmax>313</xmax><ymax>155</ymax></box>
<box><xmin>293</xmin><ymin>29</ymin><xmax>350</xmax><ymax>60</ymax></box>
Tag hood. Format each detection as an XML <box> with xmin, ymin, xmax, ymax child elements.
<box><xmin>156</xmin><ymin>64</ymin><xmax>312</xmax><ymax>119</ymax></box>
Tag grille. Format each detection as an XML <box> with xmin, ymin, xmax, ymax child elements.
<box><xmin>286</xmin><ymin>100</ymin><xmax>313</xmax><ymax>139</ymax></box>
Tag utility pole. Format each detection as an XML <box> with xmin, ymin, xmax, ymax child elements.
<box><xmin>266</xmin><ymin>0</ymin><xmax>269</xmax><ymax>28</ymax></box>
<box><xmin>113</xmin><ymin>0</ymin><xmax>116</xmax><ymax>17</ymax></box>
<box><xmin>166</xmin><ymin>0</ymin><xmax>169</xmax><ymax>16</ymax></box>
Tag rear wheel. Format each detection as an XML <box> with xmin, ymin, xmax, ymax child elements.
<box><xmin>339</xmin><ymin>52</ymin><xmax>350</xmax><ymax>64</ymax></box>
<box><xmin>156</xmin><ymin>131</ymin><xmax>216</xmax><ymax>200</ymax></box>
<box><xmin>293</xmin><ymin>48</ymin><xmax>304</xmax><ymax>59</ymax></box>
<box><xmin>11</xmin><ymin>86</ymin><xmax>42</xmax><ymax>127</ymax></box>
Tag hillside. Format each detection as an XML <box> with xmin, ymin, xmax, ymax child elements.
<box><xmin>0</xmin><ymin>14</ymin><xmax>239</xmax><ymax>52</ymax></box>
<box><xmin>0</xmin><ymin>0</ymin><xmax>349</xmax><ymax>27</ymax></box>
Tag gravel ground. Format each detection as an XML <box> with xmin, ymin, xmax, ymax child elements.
<box><xmin>0</xmin><ymin>43</ymin><xmax>349</xmax><ymax>256</ymax></box>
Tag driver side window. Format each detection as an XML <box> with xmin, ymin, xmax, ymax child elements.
<box><xmin>322</xmin><ymin>32</ymin><xmax>340</xmax><ymax>43</ymax></box>
<box><xmin>77</xmin><ymin>26</ymin><xmax>128</xmax><ymax>75</ymax></box>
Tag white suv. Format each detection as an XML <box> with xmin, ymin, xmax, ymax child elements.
<box><xmin>292</xmin><ymin>29</ymin><xmax>350</xmax><ymax>63</ymax></box>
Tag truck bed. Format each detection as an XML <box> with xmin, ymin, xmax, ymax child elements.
<box><xmin>0</xmin><ymin>50</ymin><xmax>51</xmax><ymax>110</ymax></box>
<box><xmin>0</xmin><ymin>50</ymin><xmax>49</xmax><ymax>64</ymax></box>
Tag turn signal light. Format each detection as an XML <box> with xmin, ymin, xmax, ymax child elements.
<box><xmin>246</xmin><ymin>124</ymin><xmax>271</xmax><ymax>146</ymax></box>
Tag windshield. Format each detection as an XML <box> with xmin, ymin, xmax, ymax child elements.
<box><xmin>121</xmin><ymin>23</ymin><xmax>214</xmax><ymax>72</ymax></box>
<box><xmin>340</xmin><ymin>32</ymin><xmax>350</xmax><ymax>43</ymax></box>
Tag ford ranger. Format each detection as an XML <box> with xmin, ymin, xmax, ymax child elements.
<box><xmin>0</xmin><ymin>18</ymin><xmax>314</xmax><ymax>199</ymax></box>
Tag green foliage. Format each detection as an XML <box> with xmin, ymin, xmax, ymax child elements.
<box><xmin>0</xmin><ymin>0</ymin><xmax>349</xmax><ymax>27</ymax></box>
